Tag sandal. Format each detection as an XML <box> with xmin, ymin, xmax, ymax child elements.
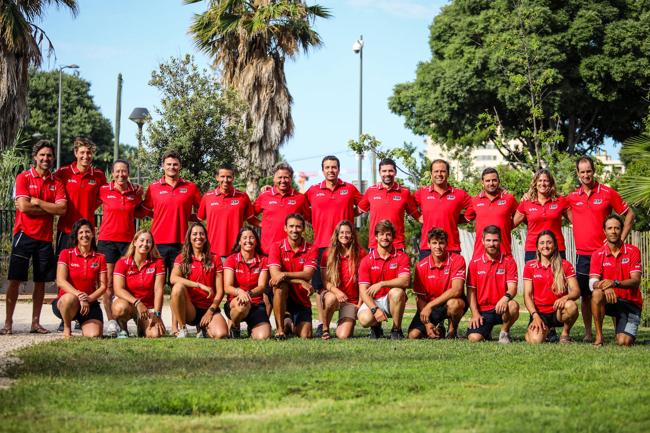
<box><xmin>0</xmin><ymin>327</ymin><xmax>12</xmax><ymax>335</ymax></box>
<box><xmin>559</xmin><ymin>335</ymin><xmax>573</xmax><ymax>344</ymax></box>
<box><xmin>30</xmin><ymin>325</ymin><xmax>50</xmax><ymax>334</ymax></box>
<box><xmin>321</xmin><ymin>330</ymin><xmax>331</xmax><ymax>341</ymax></box>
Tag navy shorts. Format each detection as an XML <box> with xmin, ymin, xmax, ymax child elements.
<box><xmin>8</xmin><ymin>231</ymin><xmax>56</xmax><ymax>282</ymax></box>
<box><xmin>467</xmin><ymin>310</ymin><xmax>505</xmax><ymax>339</ymax></box>
<box><xmin>187</xmin><ymin>307</ymin><xmax>211</xmax><ymax>327</ymax></box>
<box><xmin>311</xmin><ymin>247</ymin><xmax>327</xmax><ymax>292</ymax></box>
<box><xmin>575</xmin><ymin>254</ymin><xmax>592</xmax><ymax>298</ymax></box>
<box><xmin>529</xmin><ymin>312</ymin><xmax>564</xmax><ymax>328</ymax></box>
<box><xmin>157</xmin><ymin>243</ymin><xmax>181</xmax><ymax>280</ymax></box>
<box><xmin>97</xmin><ymin>240</ymin><xmax>130</xmax><ymax>264</ymax></box>
<box><xmin>408</xmin><ymin>304</ymin><xmax>448</xmax><ymax>333</ymax></box>
<box><xmin>605</xmin><ymin>299</ymin><xmax>641</xmax><ymax>339</ymax></box>
<box><xmin>224</xmin><ymin>301</ymin><xmax>270</xmax><ymax>329</ymax></box>
<box><xmin>287</xmin><ymin>298</ymin><xmax>312</xmax><ymax>325</ymax></box>
<box><xmin>52</xmin><ymin>298</ymin><xmax>104</xmax><ymax>324</ymax></box>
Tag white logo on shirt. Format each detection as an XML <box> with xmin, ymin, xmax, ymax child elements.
<box><xmin>549</xmin><ymin>204</ymin><xmax>558</xmax><ymax>210</ymax></box>
<box><xmin>594</xmin><ymin>199</ymin><xmax>603</xmax><ymax>205</ymax></box>
<box><xmin>67</xmin><ymin>179</ymin><xmax>78</xmax><ymax>183</ymax></box>
<box><xmin>392</xmin><ymin>196</ymin><xmax>402</xmax><ymax>201</ymax></box>
<box><xmin>447</xmin><ymin>195</ymin><xmax>456</xmax><ymax>200</ymax></box>
<box><xmin>389</xmin><ymin>263</ymin><xmax>397</xmax><ymax>270</ymax></box>
<box><xmin>88</xmin><ymin>180</ymin><xmax>96</xmax><ymax>185</ymax></box>
<box><xmin>340</xmin><ymin>190</ymin><xmax>349</xmax><ymax>195</ymax></box>
<box><xmin>231</xmin><ymin>200</ymin><xmax>240</xmax><ymax>205</ymax></box>
<box><xmin>179</xmin><ymin>188</ymin><xmax>187</xmax><ymax>193</ymax></box>
<box><xmin>498</xmin><ymin>200</ymin><xmax>506</xmax><ymax>206</ymax></box>
<box><xmin>622</xmin><ymin>258</ymin><xmax>630</xmax><ymax>264</ymax></box>
<box><xmin>287</xmin><ymin>200</ymin><xmax>296</xmax><ymax>205</ymax></box>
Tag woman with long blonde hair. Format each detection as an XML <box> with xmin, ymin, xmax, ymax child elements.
<box><xmin>320</xmin><ymin>220</ymin><xmax>367</xmax><ymax>340</ymax></box>
<box><xmin>523</xmin><ymin>230</ymin><xmax>580</xmax><ymax>344</ymax></box>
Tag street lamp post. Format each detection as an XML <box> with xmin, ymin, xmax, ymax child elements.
<box><xmin>128</xmin><ymin>107</ymin><xmax>150</xmax><ymax>186</ymax></box>
<box><xmin>56</xmin><ymin>64</ymin><xmax>79</xmax><ymax>169</ymax></box>
<box><xmin>353</xmin><ymin>35</ymin><xmax>372</xmax><ymax>190</ymax></box>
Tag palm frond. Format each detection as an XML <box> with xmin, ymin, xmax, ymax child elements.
<box><xmin>621</xmin><ymin>134</ymin><xmax>650</xmax><ymax>163</ymax></box>
<box><xmin>619</xmin><ymin>175</ymin><xmax>650</xmax><ymax>206</ymax></box>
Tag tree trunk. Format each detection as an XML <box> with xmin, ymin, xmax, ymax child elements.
<box><xmin>0</xmin><ymin>53</ymin><xmax>29</xmax><ymax>151</ymax></box>
<box><xmin>246</xmin><ymin>174</ymin><xmax>260</xmax><ymax>200</ymax></box>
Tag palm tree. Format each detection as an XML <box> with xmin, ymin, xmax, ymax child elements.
<box><xmin>619</xmin><ymin>135</ymin><xmax>650</xmax><ymax>207</ymax></box>
<box><xmin>186</xmin><ymin>0</ymin><xmax>331</xmax><ymax>197</ymax></box>
<box><xmin>0</xmin><ymin>0</ymin><xmax>78</xmax><ymax>151</ymax></box>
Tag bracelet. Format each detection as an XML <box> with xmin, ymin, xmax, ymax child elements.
<box><xmin>133</xmin><ymin>299</ymin><xmax>141</xmax><ymax>307</ymax></box>
<box><xmin>531</xmin><ymin>311</ymin><xmax>537</xmax><ymax>317</ymax></box>
<box><xmin>154</xmin><ymin>311</ymin><xmax>161</xmax><ymax>318</ymax></box>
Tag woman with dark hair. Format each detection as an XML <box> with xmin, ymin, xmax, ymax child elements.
<box><xmin>170</xmin><ymin>222</ymin><xmax>228</xmax><ymax>339</ymax></box>
<box><xmin>320</xmin><ymin>220</ymin><xmax>367</xmax><ymax>340</ymax></box>
<box><xmin>514</xmin><ymin>169</ymin><xmax>570</xmax><ymax>261</ymax></box>
<box><xmin>112</xmin><ymin>229</ymin><xmax>166</xmax><ymax>338</ymax></box>
<box><xmin>53</xmin><ymin>219</ymin><xmax>106</xmax><ymax>338</ymax></box>
<box><xmin>223</xmin><ymin>227</ymin><xmax>271</xmax><ymax>340</ymax></box>
<box><xmin>523</xmin><ymin>230</ymin><xmax>580</xmax><ymax>344</ymax></box>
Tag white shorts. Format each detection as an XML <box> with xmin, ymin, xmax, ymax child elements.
<box><xmin>358</xmin><ymin>294</ymin><xmax>392</xmax><ymax>318</ymax></box>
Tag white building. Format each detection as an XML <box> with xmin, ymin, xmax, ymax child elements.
<box><xmin>594</xmin><ymin>150</ymin><xmax>625</xmax><ymax>174</ymax></box>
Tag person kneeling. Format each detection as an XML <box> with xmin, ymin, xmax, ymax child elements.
<box><xmin>524</xmin><ymin>231</ymin><xmax>580</xmax><ymax>344</ymax></box>
<box><xmin>223</xmin><ymin>228</ymin><xmax>272</xmax><ymax>340</ymax></box>
<box><xmin>467</xmin><ymin>225</ymin><xmax>519</xmax><ymax>343</ymax></box>
<box><xmin>112</xmin><ymin>229</ymin><xmax>166</xmax><ymax>338</ymax></box>
<box><xmin>357</xmin><ymin>220</ymin><xmax>410</xmax><ymax>340</ymax></box>
<box><xmin>170</xmin><ymin>222</ymin><xmax>228</xmax><ymax>339</ymax></box>
<box><xmin>53</xmin><ymin>219</ymin><xmax>106</xmax><ymax>338</ymax></box>
<box><xmin>408</xmin><ymin>227</ymin><xmax>466</xmax><ymax>340</ymax></box>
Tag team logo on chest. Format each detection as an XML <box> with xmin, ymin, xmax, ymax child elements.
<box><xmin>146</xmin><ymin>268</ymin><xmax>155</xmax><ymax>274</ymax></box>
<box><xmin>496</xmin><ymin>268</ymin><xmax>505</xmax><ymax>275</ymax></box>
<box><xmin>549</xmin><ymin>204</ymin><xmax>558</xmax><ymax>210</ymax></box>
<box><xmin>90</xmin><ymin>262</ymin><xmax>99</xmax><ymax>269</ymax></box>
<box><xmin>389</xmin><ymin>263</ymin><xmax>398</xmax><ymax>270</ymax></box>
<box><xmin>287</xmin><ymin>200</ymin><xmax>296</xmax><ymax>205</ymax></box>
<box><xmin>179</xmin><ymin>188</ymin><xmax>187</xmax><ymax>193</ymax></box>
<box><xmin>593</xmin><ymin>199</ymin><xmax>603</xmax><ymax>205</ymax></box>
<box><xmin>497</xmin><ymin>200</ymin><xmax>507</xmax><ymax>206</ymax></box>
<box><xmin>88</xmin><ymin>179</ymin><xmax>96</xmax><ymax>185</ymax></box>
<box><xmin>340</xmin><ymin>189</ymin><xmax>349</xmax><ymax>195</ymax></box>
<box><xmin>49</xmin><ymin>185</ymin><xmax>56</xmax><ymax>191</ymax></box>
<box><xmin>231</xmin><ymin>200</ymin><xmax>240</xmax><ymax>205</ymax></box>
<box><xmin>316</xmin><ymin>192</ymin><xmax>326</xmax><ymax>197</ymax></box>
<box><xmin>447</xmin><ymin>195</ymin><xmax>456</xmax><ymax>200</ymax></box>
<box><xmin>477</xmin><ymin>203</ymin><xmax>486</xmax><ymax>207</ymax></box>
<box><xmin>392</xmin><ymin>195</ymin><xmax>402</xmax><ymax>201</ymax></box>
<box><xmin>621</xmin><ymin>258</ymin><xmax>630</xmax><ymax>264</ymax></box>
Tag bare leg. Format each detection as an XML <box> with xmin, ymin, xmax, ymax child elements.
<box><xmin>2</xmin><ymin>280</ymin><xmax>21</xmax><ymax>332</ymax></box>
<box><xmin>322</xmin><ymin>292</ymin><xmax>339</xmax><ymax>336</ymax></box>
<box><xmin>111</xmin><ymin>298</ymin><xmax>135</xmax><ymax>332</ymax></box>
<box><xmin>103</xmin><ymin>263</ymin><xmax>116</xmax><ymax>321</ymax></box>
<box><xmin>272</xmin><ymin>283</ymin><xmax>289</xmax><ymax>337</ymax></box>
<box><xmin>559</xmin><ymin>300</ymin><xmax>579</xmax><ymax>339</ymax></box>
<box><xmin>591</xmin><ymin>289</ymin><xmax>606</xmax><ymax>346</ymax></box>
<box><xmin>446</xmin><ymin>298</ymin><xmax>466</xmax><ymax>338</ymax></box>
<box><xmin>388</xmin><ymin>288</ymin><xmax>406</xmax><ymax>329</ymax></box>
<box><xmin>170</xmin><ymin>283</ymin><xmax>188</xmax><ymax>327</ymax></box>
<box><xmin>582</xmin><ymin>297</ymin><xmax>593</xmax><ymax>341</ymax></box>
<box><xmin>250</xmin><ymin>323</ymin><xmax>271</xmax><ymax>340</ymax></box>
<box><xmin>57</xmin><ymin>293</ymin><xmax>80</xmax><ymax>338</ymax></box>
<box><xmin>31</xmin><ymin>282</ymin><xmax>45</xmax><ymax>330</ymax></box>
<box><xmin>501</xmin><ymin>301</ymin><xmax>520</xmax><ymax>333</ymax></box>
<box><xmin>206</xmin><ymin>313</ymin><xmax>228</xmax><ymax>339</ymax></box>
<box><xmin>80</xmin><ymin>320</ymin><xmax>103</xmax><ymax>338</ymax></box>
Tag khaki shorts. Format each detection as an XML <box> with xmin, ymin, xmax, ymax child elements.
<box><xmin>337</xmin><ymin>302</ymin><xmax>357</xmax><ymax>321</ymax></box>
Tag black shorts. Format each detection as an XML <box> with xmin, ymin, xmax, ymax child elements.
<box><xmin>576</xmin><ymin>254</ymin><xmax>592</xmax><ymax>298</ymax></box>
<box><xmin>8</xmin><ymin>231</ymin><xmax>56</xmax><ymax>282</ymax></box>
<box><xmin>408</xmin><ymin>304</ymin><xmax>448</xmax><ymax>333</ymax></box>
<box><xmin>467</xmin><ymin>310</ymin><xmax>505</xmax><ymax>339</ymax></box>
<box><xmin>52</xmin><ymin>298</ymin><xmax>104</xmax><ymax>324</ymax></box>
<box><xmin>97</xmin><ymin>240</ymin><xmax>130</xmax><ymax>264</ymax></box>
<box><xmin>187</xmin><ymin>307</ymin><xmax>210</xmax><ymax>327</ymax></box>
<box><xmin>224</xmin><ymin>301</ymin><xmax>270</xmax><ymax>329</ymax></box>
<box><xmin>157</xmin><ymin>243</ymin><xmax>181</xmax><ymax>277</ymax></box>
<box><xmin>311</xmin><ymin>247</ymin><xmax>327</xmax><ymax>292</ymax></box>
<box><xmin>287</xmin><ymin>298</ymin><xmax>312</xmax><ymax>325</ymax></box>
<box><xmin>529</xmin><ymin>312</ymin><xmax>564</xmax><ymax>328</ymax></box>
<box><xmin>55</xmin><ymin>231</ymin><xmax>71</xmax><ymax>256</ymax></box>
<box><xmin>524</xmin><ymin>250</ymin><xmax>566</xmax><ymax>262</ymax></box>
<box><xmin>605</xmin><ymin>299</ymin><xmax>641</xmax><ymax>339</ymax></box>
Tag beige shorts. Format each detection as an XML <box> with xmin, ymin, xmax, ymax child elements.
<box><xmin>358</xmin><ymin>294</ymin><xmax>392</xmax><ymax>318</ymax></box>
<box><xmin>337</xmin><ymin>302</ymin><xmax>357</xmax><ymax>321</ymax></box>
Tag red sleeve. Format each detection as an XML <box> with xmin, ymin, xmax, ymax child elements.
<box><xmin>57</xmin><ymin>249</ymin><xmax>70</xmax><ymax>266</ymax></box>
<box><xmin>630</xmin><ymin>247</ymin><xmax>642</xmax><ymax>274</ymax></box>
<box><xmin>99</xmin><ymin>255</ymin><xmax>107</xmax><ymax>273</ymax></box>
<box><xmin>142</xmin><ymin>185</ymin><xmax>154</xmax><ymax>211</ymax></box>
<box><xmin>113</xmin><ymin>258</ymin><xmax>127</xmax><ymax>276</ymax></box>
<box><xmin>155</xmin><ymin>258</ymin><xmax>166</xmax><ymax>275</ymax></box>
<box><xmin>212</xmin><ymin>254</ymin><xmax>224</xmax><ymax>272</ymax></box>
<box><xmin>14</xmin><ymin>173</ymin><xmax>30</xmax><ymax>199</ymax></box>
<box><xmin>562</xmin><ymin>260</ymin><xmax>576</xmax><ymax>278</ymax></box>
<box><xmin>610</xmin><ymin>188</ymin><xmax>629</xmax><ymax>215</ymax></box>
<box><xmin>358</xmin><ymin>190</ymin><xmax>370</xmax><ymax>213</ymax></box>
<box><xmin>301</xmin><ymin>195</ymin><xmax>312</xmax><ymax>223</ymax></box>
<box><xmin>506</xmin><ymin>256</ymin><xmax>518</xmax><ymax>283</ymax></box>
<box><xmin>406</xmin><ymin>190</ymin><xmax>420</xmax><ymax>219</ymax></box>
<box><xmin>413</xmin><ymin>264</ymin><xmax>424</xmax><ymax>294</ymax></box>
<box><xmin>352</xmin><ymin>184</ymin><xmax>363</xmax><ymax>206</ymax></box>
<box><xmin>267</xmin><ymin>243</ymin><xmax>281</xmax><ymax>268</ymax></box>
<box><xmin>589</xmin><ymin>251</ymin><xmax>603</xmax><ymax>277</ymax></box>
<box><xmin>466</xmin><ymin>261</ymin><xmax>476</xmax><ymax>288</ymax></box>
<box><xmin>192</xmin><ymin>184</ymin><xmax>202</xmax><ymax>209</ymax></box>
<box><xmin>253</xmin><ymin>194</ymin><xmax>264</xmax><ymax>215</ymax></box>
<box><xmin>450</xmin><ymin>255</ymin><xmax>466</xmax><ymax>280</ymax></box>
<box><xmin>516</xmin><ymin>200</ymin><xmax>528</xmax><ymax>215</ymax></box>
<box><xmin>197</xmin><ymin>195</ymin><xmax>207</xmax><ymax>220</ymax></box>
<box><xmin>98</xmin><ymin>170</ymin><xmax>107</xmax><ymax>187</ymax></box>
<box><xmin>173</xmin><ymin>254</ymin><xmax>183</xmax><ymax>267</ymax></box>
<box><xmin>522</xmin><ymin>263</ymin><xmax>533</xmax><ymax>280</ymax></box>
<box><xmin>358</xmin><ymin>256</ymin><xmax>371</xmax><ymax>285</ymax></box>
<box><xmin>223</xmin><ymin>254</ymin><xmax>236</xmax><ymax>271</ymax></box>
<box><xmin>242</xmin><ymin>194</ymin><xmax>254</xmax><ymax>220</ymax></box>
<box><xmin>260</xmin><ymin>256</ymin><xmax>269</xmax><ymax>272</ymax></box>
<box><xmin>413</xmin><ymin>188</ymin><xmax>422</xmax><ymax>207</ymax></box>
<box><xmin>320</xmin><ymin>250</ymin><xmax>329</xmax><ymax>268</ymax></box>
<box><xmin>462</xmin><ymin>191</ymin><xmax>475</xmax><ymax>221</ymax></box>
<box><xmin>304</xmin><ymin>247</ymin><xmax>318</xmax><ymax>269</ymax></box>
<box><xmin>510</xmin><ymin>195</ymin><xmax>519</xmax><ymax>215</ymax></box>
<box><xmin>54</xmin><ymin>178</ymin><xmax>67</xmax><ymax>202</ymax></box>
<box><xmin>397</xmin><ymin>252</ymin><xmax>411</xmax><ymax>276</ymax></box>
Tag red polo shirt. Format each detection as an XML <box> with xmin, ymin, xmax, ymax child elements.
<box><xmin>173</xmin><ymin>253</ymin><xmax>223</xmax><ymax>309</ymax></box>
<box><xmin>358</xmin><ymin>183</ymin><xmax>419</xmax><ymax>249</ymax></box>
<box><xmin>358</xmin><ymin>249</ymin><xmax>411</xmax><ymax>300</ymax></box>
<box><xmin>589</xmin><ymin>243</ymin><xmax>643</xmax><ymax>309</ymax></box>
<box><xmin>414</xmin><ymin>185</ymin><xmax>473</xmax><ymax>252</ymax></box>
<box><xmin>114</xmin><ymin>256</ymin><xmax>165</xmax><ymax>309</ymax></box>
<box><xmin>413</xmin><ymin>253</ymin><xmax>466</xmax><ymax>303</ymax></box>
<box><xmin>253</xmin><ymin>187</ymin><xmax>310</xmax><ymax>254</ymax></box>
<box><xmin>57</xmin><ymin>248</ymin><xmax>107</xmax><ymax>298</ymax></box>
<box><xmin>523</xmin><ymin>259</ymin><xmax>576</xmax><ymax>314</ymax></box>
<box><xmin>55</xmin><ymin>163</ymin><xmax>107</xmax><ymax>234</ymax></box>
<box><xmin>268</xmin><ymin>238</ymin><xmax>318</xmax><ymax>308</ymax></box>
<box><xmin>198</xmin><ymin>188</ymin><xmax>253</xmax><ymax>257</ymax></box>
<box><xmin>465</xmin><ymin>190</ymin><xmax>518</xmax><ymax>257</ymax></box>
<box><xmin>98</xmin><ymin>182</ymin><xmax>143</xmax><ymax>243</ymax></box>
<box><xmin>142</xmin><ymin>177</ymin><xmax>202</xmax><ymax>245</ymax></box>
<box><xmin>467</xmin><ymin>253</ymin><xmax>518</xmax><ymax>311</ymax></box>
<box><xmin>305</xmin><ymin>179</ymin><xmax>362</xmax><ymax>248</ymax></box>
<box><xmin>517</xmin><ymin>196</ymin><xmax>568</xmax><ymax>252</ymax></box>
<box><xmin>13</xmin><ymin>167</ymin><xmax>67</xmax><ymax>242</ymax></box>
<box><xmin>566</xmin><ymin>183</ymin><xmax>629</xmax><ymax>255</ymax></box>
<box><xmin>320</xmin><ymin>248</ymin><xmax>368</xmax><ymax>304</ymax></box>
<box><xmin>223</xmin><ymin>253</ymin><xmax>267</xmax><ymax>305</ymax></box>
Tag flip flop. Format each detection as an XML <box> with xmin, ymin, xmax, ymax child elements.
<box><xmin>0</xmin><ymin>327</ymin><xmax>12</xmax><ymax>335</ymax></box>
<box><xmin>321</xmin><ymin>330</ymin><xmax>331</xmax><ymax>341</ymax></box>
<box><xmin>30</xmin><ymin>325</ymin><xmax>50</xmax><ymax>334</ymax></box>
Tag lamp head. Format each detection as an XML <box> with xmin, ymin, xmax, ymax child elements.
<box><xmin>129</xmin><ymin>107</ymin><xmax>150</xmax><ymax>126</ymax></box>
<box><xmin>352</xmin><ymin>39</ymin><xmax>364</xmax><ymax>53</ymax></box>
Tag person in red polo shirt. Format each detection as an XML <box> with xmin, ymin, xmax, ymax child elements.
<box><xmin>170</xmin><ymin>222</ymin><xmax>228</xmax><ymax>339</ymax></box>
<box><xmin>466</xmin><ymin>225</ymin><xmax>519</xmax><ymax>343</ymax></box>
<box><xmin>589</xmin><ymin>215</ymin><xmax>643</xmax><ymax>347</ymax></box>
<box><xmin>198</xmin><ymin>163</ymin><xmax>253</xmax><ymax>259</ymax></box>
<box><xmin>358</xmin><ymin>220</ymin><xmax>411</xmax><ymax>340</ymax></box>
<box><xmin>514</xmin><ymin>169</ymin><xmax>569</xmax><ymax>262</ymax></box>
<box><xmin>566</xmin><ymin>156</ymin><xmax>635</xmax><ymax>343</ymax></box>
<box><xmin>408</xmin><ymin>227</ymin><xmax>466</xmax><ymax>340</ymax></box>
<box><xmin>523</xmin><ymin>230</ymin><xmax>580</xmax><ymax>344</ymax></box>
<box><xmin>142</xmin><ymin>150</ymin><xmax>202</xmax><ymax>275</ymax></box>
<box><xmin>112</xmin><ymin>229</ymin><xmax>166</xmax><ymax>338</ymax></box>
<box><xmin>305</xmin><ymin>155</ymin><xmax>362</xmax><ymax>337</ymax></box>
<box><xmin>223</xmin><ymin>227</ymin><xmax>271</xmax><ymax>340</ymax></box>
<box><xmin>54</xmin><ymin>137</ymin><xmax>107</xmax><ymax>256</ymax></box>
<box><xmin>320</xmin><ymin>220</ymin><xmax>367</xmax><ymax>340</ymax></box>
<box><xmin>268</xmin><ymin>213</ymin><xmax>318</xmax><ymax>340</ymax></box>
<box><xmin>53</xmin><ymin>219</ymin><xmax>106</xmax><ymax>338</ymax></box>
<box><xmin>464</xmin><ymin>168</ymin><xmax>518</xmax><ymax>258</ymax></box>
<box><xmin>3</xmin><ymin>140</ymin><xmax>66</xmax><ymax>335</ymax></box>
<box><xmin>414</xmin><ymin>159</ymin><xmax>473</xmax><ymax>259</ymax></box>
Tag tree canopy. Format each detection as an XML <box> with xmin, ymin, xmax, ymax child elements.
<box><xmin>389</xmin><ymin>0</ymin><xmax>650</xmax><ymax>169</ymax></box>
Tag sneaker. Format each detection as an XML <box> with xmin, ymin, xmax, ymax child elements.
<box><xmin>74</xmin><ymin>320</ymin><xmax>81</xmax><ymax>330</ymax></box>
<box><xmin>314</xmin><ymin>323</ymin><xmax>323</xmax><ymax>338</ymax></box>
<box><xmin>369</xmin><ymin>324</ymin><xmax>384</xmax><ymax>339</ymax></box>
<box><xmin>498</xmin><ymin>331</ymin><xmax>512</xmax><ymax>344</ymax></box>
<box><xmin>390</xmin><ymin>328</ymin><xmax>405</xmax><ymax>340</ymax></box>
<box><xmin>57</xmin><ymin>320</ymin><xmax>64</xmax><ymax>332</ymax></box>
<box><xmin>274</xmin><ymin>333</ymin><xmax>287</xmax><ymax>341</ymax></box>
<box><xmin>196</xmin><ymin>328</ymin><xmax>207</xmax><ymax>338</ymax></box>
<box><xmin>106</xmin><ymin>320</ymin><xmax>119</xmax><ymax>338</ymax></box>
<box><xmin>229</xmin><ymin>326</ymin><xmax>241</xmax><ymax>339</ymax></box>
<box><xmin>116</xmin><ymin>330</ymin><xmax>129</xmax><ymax>339</ymax></box>
<box><xmin>176</xmin><ymin>327</ymin><xmax>188</xmax><ymax>339</ymax></box>
<box><xmin>546</xmin><ymin>328</ymin><xmax>559</xmax><ymax>343</ymax></box>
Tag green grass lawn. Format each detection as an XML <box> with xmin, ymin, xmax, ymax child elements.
<box><xmin>1</xmin><ymin>316</ymin><xmax>649</xmax><ymax>433</ymax></box>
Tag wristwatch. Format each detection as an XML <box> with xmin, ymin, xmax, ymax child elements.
<box><xmin>209</xmin><ymin>306</ymin><xmax>220</xmax><ymax>314</ymax></box>
<box><xmin>153</xmin><ymin>311</ymin><xmax>161</xmax><ymax>318</ymax></box>
<box><xmin>370</xmin><ymin>307</ymin><xmax>378</xmax><ymax>314</ymax></box>
<box><xmin>613</xmin><ymin>280</ymin><xmax>621</xmax><ymax>288</ymax></box>
<box><xmin>504</xmin><ymin>293</ymin><xmax>513</xmax><ymax>300</ymax></box>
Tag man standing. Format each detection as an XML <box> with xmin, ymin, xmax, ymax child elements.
<box><xmin>590</xmin><ymin>215</ymin><xmax>642</xmax><ymax>347</ymax></box>
<box><xmin>465</xmin><ymin>168</ymin><xmax>518</xmax><ymax>258</ymax></box>
<box><xmin>358</xmin><ymin>157</ymin><xmax>419</xmax><ymax>250</ymax></box>
<box><xmin>2</xmin><ymin>140</ymin><xmax>66</xmax><ymax>335</ymax></box>
<box><xmin>408</xmin><ymin>227</ymin><xmax>466</xmax><ymax>339</ymax></box>
<box><xmin>198</xmin><ymin>163</ymin><xmax>253</xmax><ymax>259</ymax></box>
<box><xmin>54</xmin><ymin>137</ymin><xmax>107</xmax><ymax>255</ymax></box>
<box><xmin>268</xmin><ymin>213</ymin><xmax>318</xmax><ymax>339</ymax></box>
<box><xmin>566</xmin><ymin>156</ymin><xmax>635</xmax><ymax>342</ymax></box>
<box><xmin>357</xmin><ymin>220</ymin><xmax>411</xmax><ymax>340</ymax></box>
<box><xmin>414</xmin><ymin>159</ymin><xmax>473</xmax><ymax>259</ymax></box>
<box><xmin>142</xmin><ymin>150</ymin><xmax>202</xmax><ymax>273</ymax></box>
<box><xmin>466</xmin><ymin>225</ymin><xmax>520</xmax><ymax>343</ymax></box>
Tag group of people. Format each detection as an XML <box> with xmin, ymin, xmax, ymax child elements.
<box><xmin>1</xmin><ymin>137</ymin><xmax>643</xmax><ymax>346</ymax></box>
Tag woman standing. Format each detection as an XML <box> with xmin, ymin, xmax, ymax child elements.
<box><xmin>523</xmin><ymin>230</ymin><xmax>580</xmax><ymax>344</ymax></box>
<box><xmin>53</xmin><ymin>219</ymin><xmax>106</xmax><ymax>338</ymax></box>
<box><xmin>170</xmin><ymin>222</ymin><xmax>228</xmax><ymax>339</ymax></box>
<box><xmin>112</xmin><ymin>229</ymin><xmax>166</xmax><ymax>338</ymax></box>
